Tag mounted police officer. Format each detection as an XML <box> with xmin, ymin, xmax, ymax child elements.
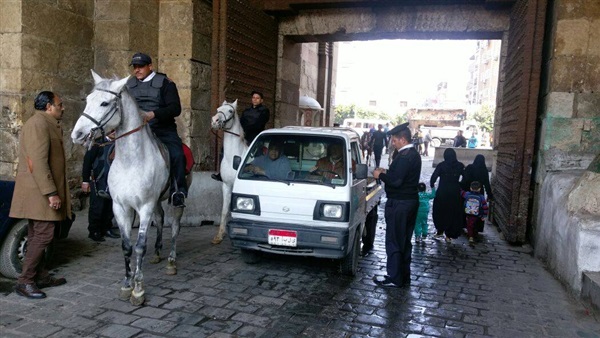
<box><xmin>211</xmin><ymin>90</ymin><xmax>270</xmax><ymax>181</ymax></box>
<box><xmin>126</xmin><ymin>52</ymin><xmax>187</xmax><ymax>207</ymax></box>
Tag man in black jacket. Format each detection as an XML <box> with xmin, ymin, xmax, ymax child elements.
<box><xmin>81</xmin><ymin>135</ymin><xmax>118</xmax><ymax>242</ymax></box>
<box><xmin>212</xmin><ymin>90</ymin><xmax>270</xmax><ymax>181</ymax></box>
<box><xmin>373</xmin><ymin>122</ymin><xmax>422</xmax><ymax>288</ymax></box>
<box><xmin>127</xmin><ymin>52</ymin><xmax>187</xmax><ymax>207</ymax></box>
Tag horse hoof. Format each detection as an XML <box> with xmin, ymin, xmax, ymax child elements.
<box><xmin>149</xmin><ymin>255</ymin><xmax>161</xmax><ymax>264</ymax></box>
<box><xmin>166</xmin><ymin>266</ymin><xmax>177</xmax><ymax>275</ymax></box>
<box><xmin>130</xmin><ymin>290</ymin><xmax>145</xmax><ymax>306</ymax></box>
<box><xmin>118</xmin><ymin>287</ymin><xmax>132</xmax><ymax>301</ymax></box>
<box><xmin>211</xmin><ymin>237</ymin><xmax>223</xmax><ymax>245</ymax></box>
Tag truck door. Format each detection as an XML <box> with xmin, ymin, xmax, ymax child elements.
<box><xmin>350</xmin><ymin>141</ymin><xmax>366</xmax><ymax>231</ymax></box>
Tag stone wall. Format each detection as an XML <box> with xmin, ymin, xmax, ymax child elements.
<box><xmin>1</xmin><ymin>0</ymin><xmax>94</xmax><ymax>209</ymax></box>
<box><xmin>532</xmin><ymin>0</ymin><xmax>600</xmax><ymax>294</ymax></box>
<box><xmin>0</xmin><ymin>0</ymin><xmax>23</xmax><ymax>178</ymax></box>
<box><xmin>300</xmin><ymin>43</ymin><xmax>318</xmax><ymax>99</ymax></box>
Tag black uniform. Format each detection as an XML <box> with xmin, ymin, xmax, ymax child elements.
<box><xmin>127</xmin><ymin>73</ymin><xmax>187</xmax><ymax>197</ymax></box>
<box><xmin>82</xmin><ymin>137</ymin><xmax>114</xmax><ymax>239</ymax></box>
<box><xmin>370</xmin><ymin>129</ymin><xmax>387</xmax><ymax>167</ymax></box>
<box><xmin>240</xmin><ymin>104</ymin><xmax>270</xmax><ymax>145</ymax></box>
<box><xmin>378</xmin><ymin>145</ymin><xmax>421</xmax><ymax>286</ymax></box>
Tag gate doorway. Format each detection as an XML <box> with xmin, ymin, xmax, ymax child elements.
<box><xmin>213</xmin><ymin>0</ymin><xmax>546</xmax><ymax>243</ymax></box>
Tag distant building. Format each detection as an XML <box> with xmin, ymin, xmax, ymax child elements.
<box><xmin>467</xmin><ymin>40</ymin><xmax>501</xmax><ymax>107</ymax></box>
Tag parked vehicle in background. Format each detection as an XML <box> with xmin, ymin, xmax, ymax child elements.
<box><xmin>421</xmin><ymin>123</ymin><xmax>479</xmax><ymax>148</ymax></box>
<box><xmin>342</xmin><ymin>118</ymin><xmax>391</xmax><ymax>136</ymax></box>
<box><xmin>0</xmin><ymin>179</ymin><xmax>73</xmax><ymax>278</ymax></box>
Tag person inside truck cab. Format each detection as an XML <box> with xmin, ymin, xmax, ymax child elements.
<box><xmin>244</xmin><ymin>141</ymin><xmax>291</xmax><ymax>180</ymax></box>
<box><xmin>310</xmin><ymin>143</ymin><xmax>356</xmax><ymax>180</ymax></box>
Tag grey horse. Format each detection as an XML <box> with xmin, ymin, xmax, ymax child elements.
<box><xmin>71</xmin><ymin>70</ymin><xmax>189</xmax><ymax>305</ymax></box>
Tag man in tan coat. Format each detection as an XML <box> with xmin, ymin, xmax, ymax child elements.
<box><xmin>10</xmin><ymin>91</ymin><xmax>71</xmax><ymax>299</ymax></box>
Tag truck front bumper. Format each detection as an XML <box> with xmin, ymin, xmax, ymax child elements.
<box><xmin>227</xmin><ymin>219</ymin><xmax>351</xmax><ymax>259</ymax></box>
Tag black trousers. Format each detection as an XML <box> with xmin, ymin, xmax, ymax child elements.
<box><xmin>88</xmin><ymin>182</ymin><xmax>113</xmax><ymax>235</ymax></box>
<box><xmin>152</xmin><ymin>127</ymin><xmax>187</xmax><ymax>195</ymax></box>
<box><xmin>362</xmin><ymin>204</ymin><xmax>378</xmax><ymax>252</ymax></box>
<box><xmin>373</xmin><ymin>145</ymin><xmax>384</xmax><ymax>168</ymax></box>
<box><xmin>384</xmin><ymin>198</ymin><xmax>419</xmax><ymax>285</ymax></box>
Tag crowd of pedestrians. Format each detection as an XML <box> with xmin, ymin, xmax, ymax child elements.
<box><xmin>373</xmin><ymin>125</ymin><xmax>493</xmax><ymax>288</ymax></box>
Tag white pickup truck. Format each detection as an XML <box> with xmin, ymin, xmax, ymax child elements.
<box><xmin>227</xmin><ymin>127</ymin><xmax>383</xmax><ymax>275</ymax></box>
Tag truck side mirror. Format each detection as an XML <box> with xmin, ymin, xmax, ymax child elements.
<box><xmin>355</xmin><ymin>163</ymin><xmax>367</xmax><ymax>179</ymax></box>
<box><xmin>232</xmin><ymin>155</ymin><xmax>241</xmax><ymax>170</ymax></box>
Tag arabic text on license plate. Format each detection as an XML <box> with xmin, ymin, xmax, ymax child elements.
<box><xmin>268</xmin><ymin>229</ymin><xmax>297</xmax><ymax>247</ymax></box>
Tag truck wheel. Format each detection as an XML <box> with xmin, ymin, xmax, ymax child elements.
<box><xmin>340</xmin><ymin>230</ymin><xmax>360</xmax><ymax>276</ymax></box>
<box><xmin>431</xmin><ymin>138</ymin><xmax>441</xmax><ymax>148</ymax></box>
<box><xmin>0</xmin><ymin>219</ymin><xmax>29</xmax><ymax>278</ymax></box>
<box><xmin>240</xmin><ymin>248</ymin><xmax>261</xmax><ymax>264</ymax></box>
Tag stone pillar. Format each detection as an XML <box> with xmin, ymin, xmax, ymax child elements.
<box><xmin>159</xmin><ymin>0</ymin><xmax>212</xmax><ymax>170</ymax></box>
<box><xmin>276</xmin><ymin>36</ymin><xmax>301</xmax><ymax>127</ymax></box>
<box><xmin>0</xmin><ymin>0</ymin><xmax>23</xmax><ymax>177</ymax></box>
<box><xmin>94</xmin><ymin>0</ymin><xmax>159</xmax><ymax>77</ymax></box>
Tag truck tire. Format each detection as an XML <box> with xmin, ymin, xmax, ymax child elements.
<box><xmin>431</xmin><ymin>138</ymin><xmax>441</xmax><ymax>148</ymax></box>
<box><xmin>340</xmin><ymin>230</ymin><xmax>361</xmax><ymax>276</ymax></box>
<box><xmin>0</xmin><ymin>219</ymin><xmax>29</xmax><ymax>278</ymax></box>
<box><xmin>240</xmin><ymin>248</ymin><xmax>261</xmax><ymax>264</ymax></box>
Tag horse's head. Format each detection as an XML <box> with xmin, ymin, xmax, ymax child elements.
<box><xmin>71</xmin><ymin>70</ymin><xmax>130</xmax><ymax>146</ymax></box>
<box><xmin>211</xmin><ymin>100</ymin><xmax>238</xmax><ymax>130</ymax></box>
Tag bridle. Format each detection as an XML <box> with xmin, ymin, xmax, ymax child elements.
<box><xmin>82</xmin><ymin>87</ymin><xmax>146</xmax><ymax>147</ymax></box>
<box><xmin>214</xmin><ymin>103</ymin><xmax>240</xmax><ymax>137</ymax></box>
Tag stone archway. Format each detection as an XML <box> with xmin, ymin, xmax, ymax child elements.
<box><xmin>259</xmin><ymin>0</ymin><xmax>545</xmax><ymax>243</ymax></box>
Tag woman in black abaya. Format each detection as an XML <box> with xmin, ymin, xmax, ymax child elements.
<box><xmin>460</xmin><ymin>154</ymin><xmax>493</xmax><ymax>234</ymax></box>
<box><xmin>430</xmin><ymin>148</ymin><xmax>465</xmax><ymax>242</ymax></box>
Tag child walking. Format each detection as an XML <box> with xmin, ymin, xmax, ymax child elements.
<box><xmin>461</xmin><ymin>181</ymin><xmax>489</xmax><ymax>245</ymax></box>
<box><xmin>414</xmin><ymin>182</ymin><xmax>436</xmax><ymax>243</ymax></box>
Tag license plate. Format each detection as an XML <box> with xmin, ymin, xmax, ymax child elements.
<box><xmin>268</xmin><ymin>229</ymin><xmax>297</xmax><ymax>247</ymax></box>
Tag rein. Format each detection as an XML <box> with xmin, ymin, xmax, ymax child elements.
<box><xmin>84</xmin><ymin>87</ymin><xmax>146</xmax><ymax>147</ymax></box>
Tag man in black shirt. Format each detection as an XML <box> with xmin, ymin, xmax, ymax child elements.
<box><xmin>373</xmin><ymin>122</ymin><xmax>422</xmax><ymax>288</ymax></box>
<box><xmin>370</xmin><ymin>124</ymin><xmax>387</xmax><ymax>167</ymax></box>
<box><xmin>127</xmin><ymin>53</ymin><xmax>187</xmax><ymax>207</ymax></box>
<box><xmin>453</xmin><ymin>130</ymin><xmax>467</xmax><ymax>148</ymax></box>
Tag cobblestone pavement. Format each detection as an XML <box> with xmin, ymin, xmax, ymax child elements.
<box><xmin>1</xmin><ymin>156</ymin><xmax>599</xmax><ymax>337</ymax></box>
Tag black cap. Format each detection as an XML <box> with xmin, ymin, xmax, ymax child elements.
<box><xmin>130</xmin><ymin>52</ymin><xmax>152</xmax><ymax>66</ymax></box>
<box><xmin>251</xmin><ymin>90</ymin><xmax>264</xmax><ymax>99</ymax></box>
<box><xmin>387</xmin><ymin>122</ymin><xmax>410</xmax><ymax>136</ymax></box>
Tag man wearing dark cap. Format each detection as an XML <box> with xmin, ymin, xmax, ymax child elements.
<box><xmin>373</xmin><ymin>122</ymin><xmax>421</xmax><ymax>288</ymax></box>
<box><xmin>126</xmin><ymin>52</ymin><xmax>187</xmax><ymax>207</ymax></box>
<box><xmin>212</xmin><ymin>90</ymin><xmax>270</xmax><ymax>181</ymax></box>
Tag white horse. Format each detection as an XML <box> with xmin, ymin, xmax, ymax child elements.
<box><xmin>210</xmin><ymin>100</ymin><xmax>248</xmax><ymax>244</ymax></box>
<box><xmin>71</xmin><ymin>70</ymin><xmax>188</xmax><ymax>306</ymax></box>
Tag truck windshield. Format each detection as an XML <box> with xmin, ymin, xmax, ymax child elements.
<box><xmin>238</xmin><ymin>134</ymin><xmax>350</xmax><ymax>186</ymax></box>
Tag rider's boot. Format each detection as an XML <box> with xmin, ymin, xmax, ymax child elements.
<box><xmin>211</xmin><ymin>173</ymin><xmax>222</xmax><ymax>182</ymax></box>
<box><xmin>172</xmin><ymin>191</ymin><xmax>186</xmax><ymax>208</ymax></box>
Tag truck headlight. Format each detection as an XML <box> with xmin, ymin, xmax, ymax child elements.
<box><xmin>314</xmin><ymin>201</ymin><xmax>349</xmax><ymax>221</ymax></box>
<box><xmin>323</xmin><ymin>204</ymin><xmax>342</xmax><ymax>218</ymax></box>
<box><xmin>231</xmin><ymin>194</ymin><xmax>261</xmax><ymax>215</ymax></box>
<box><xmin>236</xmin><ymin>197</ymin><xmax>255</xmax><ymax>211</ymax></box>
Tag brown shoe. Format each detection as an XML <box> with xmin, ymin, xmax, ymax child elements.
<box><xmin>15</xmin><ymin>283</ymin><xmax>47</xmax><ymax>299</ymax></box>
<box><xmin>36</xmin><ymin>276</ymin><xmax>67</xmax><ymax>289</ymax></box>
